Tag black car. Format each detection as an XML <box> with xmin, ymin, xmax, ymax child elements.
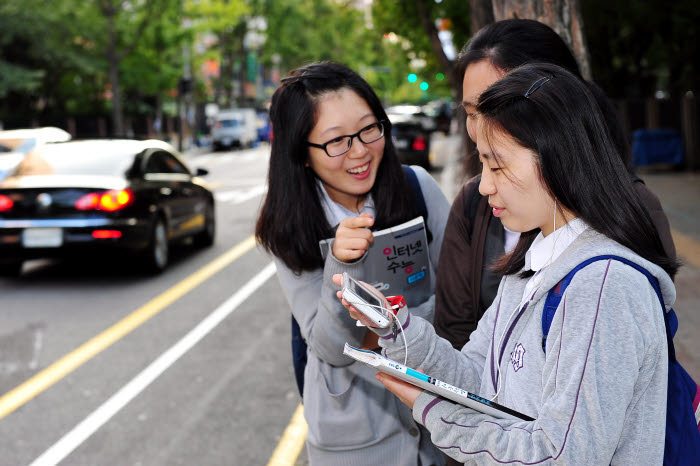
<box><xmin>0</xmin><ymin>139</ymin><xmax>215</xmax><ymax>275</ymax></box>
<box><xmin>387</xmin><ymin>108</ymin><xmax>432</xmax><ymax>169</ymax></box>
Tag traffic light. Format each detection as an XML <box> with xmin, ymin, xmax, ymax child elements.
<box><xmin>407</xmin><ymin>73</ymin><xmax>417</xmax><ymax>83</ymax></box>
<box><xmin>420</xmin><ymin>82</ymin><xmax>429</xmax><ymax>91</ymax></box>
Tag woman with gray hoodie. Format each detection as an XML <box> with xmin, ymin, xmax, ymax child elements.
<box><xmin>335</xmin><ymin>63</ymin><xmax>678</xmax><ymax>464</ymax></box>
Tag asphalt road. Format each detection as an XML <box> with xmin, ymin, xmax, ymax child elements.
<box><xmin>0</xmin><ymin>136</ymin><xmax>459</xmax><ymax>466</ymax></box>
<box><xmin>0</xmin><ymin>144</ymin><xmax>299</xmax><ymax>465</ymax></box>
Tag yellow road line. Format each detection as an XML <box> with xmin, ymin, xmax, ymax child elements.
<box><xmin>0</xmin><ymin>235</ymin><xmax>257</xmax><ymax>419</ymax></box>
<box><xmin>672</xmin><ymin>228</ymin><xmax>700</xmax><ymax>268</ymax></box>
<box><xmin>266</xmin><ymin>404</ymin><xmax>308</xmax><ymax>466</ymax></box>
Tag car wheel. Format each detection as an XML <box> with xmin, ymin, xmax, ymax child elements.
<box><xmin>193</xmin><ymin>202</ymin><xmax>215</xmax><ymax>248</ymax></box>
<box><xmin>0</xmin><ymin>261</ymin><xmax>23</xmax><ymax>277</ymax></box>
<box><xmin>143</xmin><ymin>216</ymin><xmax>169</xmax><ymax>273</ymax></box>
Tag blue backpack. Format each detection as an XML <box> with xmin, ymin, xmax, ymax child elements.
<box><xmin>542</xmin><ymin>255</ymin><xmax>700</xmax><ymax>465</ymax></box>
<box><xmin>291</xmin><ymin>165</ymin><xmax>429</xmax><ymax>397</ymax></box>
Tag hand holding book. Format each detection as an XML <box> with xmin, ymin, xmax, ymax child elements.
<box><xmin>375</xmin><ymin>369</ymin><xmax>424</xmax><ymax>409</ymax></box>
<box><xmin>322</xmin><ymin>216</ymin><xmax>431</xmax><ymax>304</ymax></box>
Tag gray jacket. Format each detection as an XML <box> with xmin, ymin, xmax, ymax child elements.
<box><xmin>377</xmin><ymin>227</ymin><xmax>673</xmax><ymax>465</ymax></box>
<box><xmin>274</xmin><ymin>166</ymin><xmax>450</xmax><ymax>465</ymax></box>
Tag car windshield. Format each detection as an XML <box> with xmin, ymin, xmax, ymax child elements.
<box><xmin>220</xmin><ymin>119</ymin><xmax>241</xmax><ymax>128</ymax></box>
<box><xmin>8</xmin><ymin>143</ymin><xmax>136</xmax><ymax>177</ymax></box>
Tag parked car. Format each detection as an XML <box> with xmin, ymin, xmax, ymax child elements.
<box><xmin>385</xmin><ymin>104</ymin><xmax>437</xmax><ymax>133</ymax></box>
<box><xmin>386</xmin><ymin>108</ymin><xmax>432</xmax><ymax>169</ymax></box>
<box><xmin>256</xmin><ymin>111</ymin><xmax>271</xmax><ymax>142</ymax></box>
<box><xmin>0</xmin><ymin>139</ymin><xmax>215</xmax><ymax>276</ymax></box>
<box><xmin>422</xmin><ymin>99</ymin><xmax>454</xmax><ymax>134</ymax></box>
<box><xmin>0</xmin><ymin>127</ymin><xmax>71</xmax><ymax>180</ymax></box>
<box><xmin>211</xmin><ymin>108</ymin><xmax>258</xmax><ymax>150</ymax></box>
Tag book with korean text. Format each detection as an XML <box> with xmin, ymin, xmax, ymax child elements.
<box><xmin>343</xmin><ymin>343</ymin><xmax>534</xmax><ymax>422</ymax></box>
<box><xmin>320</xmin><ymin>216</ymin><xmax>430</xmax><ymax>303</ymax></box>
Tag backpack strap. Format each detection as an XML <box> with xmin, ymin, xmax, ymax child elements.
<box><xmin>402</xmin><ymin>165</ymin><xmax>428</xmax><ymax>222</ymax></box>
<box><xmin>542</xmin><ymin>255</ymin><xmax>677</xmax><ymax>363</ymax></box>
<box><xmin>402</xmin><ymin>165</ymin><xmax>433</xmax><ymax>243</ymax></box>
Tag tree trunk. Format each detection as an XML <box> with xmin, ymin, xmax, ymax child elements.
<box><xmin>492</xmin><ymin>0</ymin><xmax>591</xmax><ymax>80</ymax></box>
<box><xmin>414</xmin><ymin>0</ymin><xmax>461</xmax><ymax>98</ymax></box>
<box><xmin>470</xmin><ymin>0</ymin><xmax>495</xmax><ymax>34</ymax></box>
<box><xmin>155</xmin><ymin>92</ymin><xmax>163</xmax><ymax>139</ymax></box>
<box><xmin>106</xmin><ymin>7</ymin><xmax>124</xmax><ymax>136</ymax></box>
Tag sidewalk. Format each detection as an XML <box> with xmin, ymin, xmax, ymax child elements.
<box><xmin>639</xmin><ymin>171</ymin><xmax>700</xmax><ymax>380</ymax></box>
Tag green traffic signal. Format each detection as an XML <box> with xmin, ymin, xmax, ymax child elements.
<box><xmin>408</xmin><ymin>73</ymin><xmax>417</xmax><ymax>83</ymax></box>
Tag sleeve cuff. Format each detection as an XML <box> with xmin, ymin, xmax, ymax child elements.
<box><xmin>413</xmin><ymin>391</ymin><xmax>443</xmax><ymax>426</ymax></box>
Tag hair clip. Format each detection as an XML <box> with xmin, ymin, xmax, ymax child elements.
<box><xmin>524</xmin><ymin>74</ymin><xmax>555</xmax><ymax>98</ymax></box>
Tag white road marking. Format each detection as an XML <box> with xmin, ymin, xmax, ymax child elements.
<box><xmin>215</xmin><ymin>184</ymin><xmax>267</xmax><ymax>204</ymax></box>
<box><xmin>28</xmin><ymin>263</ymin><xmax>277</xmax><ymax>466</ymax></box>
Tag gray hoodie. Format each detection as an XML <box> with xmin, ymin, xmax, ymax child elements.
<box><xmin>376</xmin><ymin>227</ymin><xmax>673</xmax><ymax>465</ymax></box>
<box><xmin>274</xmin><ymin>166</ymin><xmax>450</xmax><ymax>465</ymax></box>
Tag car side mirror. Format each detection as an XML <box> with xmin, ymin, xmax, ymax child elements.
<box><xmin>194</xmin><ymin>167</ymin><xmax>209</xmax><ymax>177</ymax></box>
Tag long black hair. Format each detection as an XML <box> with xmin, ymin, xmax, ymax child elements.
<box><xmin>256</xmin><ymin>62</ymin><xmax>419</xmax><ymax>273</ymax></box>
<box><xmin>477</xmin><ymin>63</ymin><xmax>678</xmax><ymax>279</ymax></box>
<box><xmin>456</xmin><ymin>19</ymin><xmax>631</xmax><ymax>169</ymax></box>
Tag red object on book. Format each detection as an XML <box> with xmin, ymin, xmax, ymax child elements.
<box><xmin>386</xmin><ymin>295</ymin><xmax>406</xmax><ymax>314</ymax></box>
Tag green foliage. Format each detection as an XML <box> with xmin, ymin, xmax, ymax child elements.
<box><xmin>371</xmin><ymin>0</ymin><xmax>470</xmax><ymax>102</ymax></box>
<box><xmin>9</xmin><ymin>0</ymin><xmax>695</xmax><ymax>128</ymax></box>
<box><xmin>582</xmin><ymin>0</ymin><xmax>699</xmax><ymax>98</ymax></box>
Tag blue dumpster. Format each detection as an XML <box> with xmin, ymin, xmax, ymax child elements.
<box><xmin>632</xmin><ymin>129</ymin><xmax>684</xmax><ymax>167</ymax></box>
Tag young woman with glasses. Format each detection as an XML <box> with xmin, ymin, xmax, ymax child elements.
<box><xmin>256</xmin><ymin>61</ymin><xmax>450</xmax><ymax>465</ymax></box>
<box><xmin>335</xmin><ymin>62</ymin><xmax>678</xmax><ymax>465</ymax></box>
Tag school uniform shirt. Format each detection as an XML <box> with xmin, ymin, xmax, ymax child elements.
<box><xmin>377</xmin><ymin>226</ymin><xmax>673</xmax><ymax>465</ymax></box>
<box><xmin>273</xmin><ymin>166</ymin><xmax>450</xmax><ymax>465</ymax></box>
<box><xmin>520</xmin><ymin>217</ymin><xmax>587</xmax><ymax>302</ymax></box>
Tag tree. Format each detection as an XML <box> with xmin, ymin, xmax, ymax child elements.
<box><xmin>97</xmin><ymin>0</ymin><xmax>170</xmax><ymax>136</ymax></box>
<box><xmin>373</xmin><ymin>0</ymin><xmax>471</xmax><ymax>101</ymax></box>
<box><xmin>492</xmin><ymin>0</ymin><xmax>591</xmax><ymax>80</ymax></box>
<box><xmin>187</xmin><ymin>0</ymin><xmax>249</xmax><ymax>108</ymax></box>
<box><xmin>470</xmin><ymin>0</ymin><xmax>495</xmax><ymax>34</ymax></box>
<box><xmin>581</xmin><ymin>0</ymin><xmax>699</xmax><ymax>99</ymax></box>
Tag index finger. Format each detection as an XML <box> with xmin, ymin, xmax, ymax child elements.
<box><xmin>339</xmin><ymin>215</ymin><xmax>374</xmax><ymax>229</ymax></box>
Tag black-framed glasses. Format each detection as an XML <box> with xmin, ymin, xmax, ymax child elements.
<box><xmin>308</xmin><ymin>120</ymin><xmax>387</xmax><ymax>157</ymax></box>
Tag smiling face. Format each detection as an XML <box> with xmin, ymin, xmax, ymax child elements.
<box><xmin>462</xmin><ymin>59</ymin><xmax>505</xmax><ymax>142</ymax></box>
<box><xmin>476</xmin><ymin>122</ymin><xmax>563</xmax><ymax>236</ymax></box>
<box><xmin>307</xmin><ymin>88</ymin><xmax>385</xmax><ymax>211</ymax></box>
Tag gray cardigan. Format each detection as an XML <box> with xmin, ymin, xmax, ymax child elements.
<box><xmin>274</xmin><ymin>166</ymin><xmax>450</xmax><ymax>465</ymax></box>
<box><xmin>376</xmin><ymin>228</ymin><xmax>674</xmax><ymax>465</ymax></box>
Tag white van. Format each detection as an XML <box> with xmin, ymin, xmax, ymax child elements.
<box><xmin>211</xmin><ymin>108</ymin><xmax>257</xmax><ymax>150</ymax></box>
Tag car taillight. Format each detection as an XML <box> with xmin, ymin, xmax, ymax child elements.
<box><xmin>100</xmin><ymin>189</ymin><xmax>133</xmax><ymax>211</ymax></box>
<box><xmin>75</xmin><ymin>189</ymin><xmax>133</xmax><ymax>211</ymax></box>
<box><xmin>0</xmin><ymin>195</ymin><xmax>13</xmax><ymax>212</ymax></box>
<box><xmin>92</xmin><ymin>230</ymin><xmax>122</xmax><ymax>239</ymax></box>
<box><xmin>412</xmin><ymin>135</ymin><xmax>427</xmax><ymax>151</ymax></box>
<box><xmin>75</xmin><ymin>193</ymin><xmax>100</xmax><ymax>210</ymax></box>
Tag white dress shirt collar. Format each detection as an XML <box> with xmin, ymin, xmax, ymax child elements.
<box><xmin>524</xmin><ymin>217</ymin><xmax>589</xmax><ymax>272</ymax></box>
<box><xmin>316</xmin><ymin>178</ymin><xmax>375</xmax><ymax>227</ymax></box>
